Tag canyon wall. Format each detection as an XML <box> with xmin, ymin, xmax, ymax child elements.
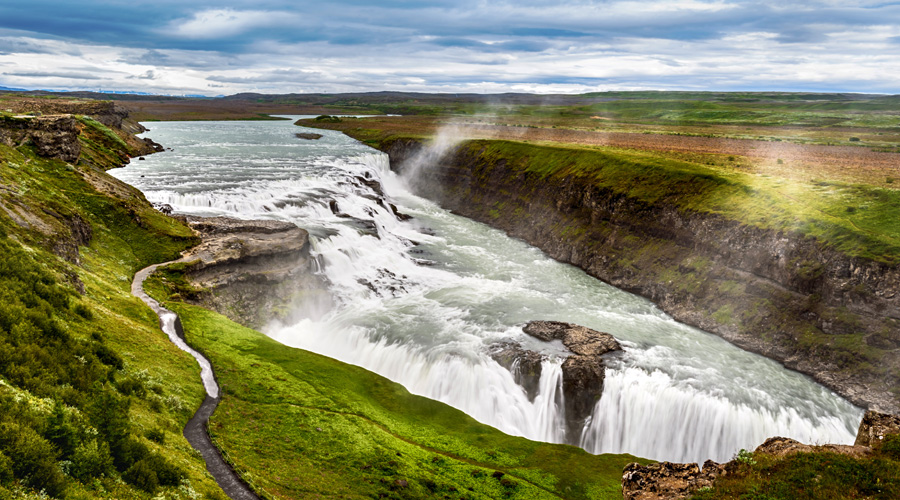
<box><xmin>380</xmin><ymin>137</ymin><xmax>900</xmax><ymax>413</ymax></box>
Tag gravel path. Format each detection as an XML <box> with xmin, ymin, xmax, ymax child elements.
<box><xmin>132</xmin><ymin>262</ymin><xmax>260</xmax><ymax>500</ymax></box>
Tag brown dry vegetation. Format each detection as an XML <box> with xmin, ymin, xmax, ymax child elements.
<box><xmin>307</xmin><ymin>116</ymin><xmax>900</xmax><ymax>188</ymax></box>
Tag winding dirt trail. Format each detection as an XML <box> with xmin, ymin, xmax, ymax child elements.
<box><xmin>132</xmin><ymin>262</ymin><xmax>260</xmax><ymax>500</ymax></box>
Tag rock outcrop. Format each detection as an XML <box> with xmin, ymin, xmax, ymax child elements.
<box><xmin>623</xmin><ymin>461</ymin><xmax>726</xmax><ymax>500</ymax></box>
<box><xmin>179</xmin><ymin>216</ymin><xmax>330</xmax><ymax>329</ymax></box>
<box><xmin>376</xmin><ymin>137</ymin><xmax>900</xmax><ymax>413</ymax></box>
<box><xmin>490</xmin><ymin>320</ymin><xmax>621</xmax><ymax>441</ymax></box>
<box><xmin>854</xmin><ymin>410</ymin><xmax>900</xmax><ymax>447</ymax></box>
<box><xmin>622</xmin><ymin>410</ymin><xmax>899</xmax><ymax>499</ymax></box>
<box><xmin>1</xmin><ymin>98</ymin><xmax>162</xmax><ymax>162</ymax></box>
<box><xmin>0</xmin><ymin>115</ymin><xmax>81</xmax><ymax>162</ymax></box>
<box><xmin>489</xmin><ymin>342</ymin><xmax>545</xmax><ymax>401</ymax></box>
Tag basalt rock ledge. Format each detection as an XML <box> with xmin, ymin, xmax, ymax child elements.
<box><xmin>176</xmin><ymin>215</ymin><xmax>330</xmax><ymax>330</ymax></box>
<box><xmin>490</xmin><ymin>320</ymin><xmax>621</xmax><ymax>442</ymax></box>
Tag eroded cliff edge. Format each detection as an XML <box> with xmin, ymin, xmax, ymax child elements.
<box><xmin>375</xmin><ymin>137</ymin><xmax>899</xmax><ymax>413</ymax></box>
<box><xmin>156</xmin><ymin>215</ymin><xmax>330</xmax><ymax>330</ymax></box>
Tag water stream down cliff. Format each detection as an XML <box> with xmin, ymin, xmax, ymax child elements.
<box><xmin>111</xmin><ymin>118</ymin><xmax>863</xmax><ymax>464</ymax></box>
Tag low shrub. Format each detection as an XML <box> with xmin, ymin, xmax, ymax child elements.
<box><xmin>69</xmin><ymin>440</ymin><xmax>113</xmax><ymax>481</ymax></box>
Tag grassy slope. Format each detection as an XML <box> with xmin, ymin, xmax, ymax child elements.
<box><xmin>0</xmin><ymin>115</ymin><xmax>224</xmax><ymax>498</ymax></box>
<box><xmin>692</xmin><ymin>438</ymin><xmax>900</xmax><ymax>500</ymax></box>
<box><xmin>148</xmin><ymin>299</ymin><xmax>647</xmax><ymax>500</ymax></box>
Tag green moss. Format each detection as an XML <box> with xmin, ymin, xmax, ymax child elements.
<box><xmin>711</xmin><ymin>305</ymin><xmax>735</xmax><ymax>325</ymax></box>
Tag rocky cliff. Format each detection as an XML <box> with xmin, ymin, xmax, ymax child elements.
<box><xmin>0</xmin><ymin>97</ymin><xmax>162</xmax><ymax>167</ymax></box>
<box><xmin>173</xmin><ymin>216</ymin><xmax>330</xmax><ymax>330</ymax></box>
<box><xmin>377</xmin><ymin>137</ymin><xmax>900</xmax><ymax>413</ymax></box>
<box><xmin>0</xmin><ymin>99</ymin><xmax>173</xmax><ymax>270</ymax></box>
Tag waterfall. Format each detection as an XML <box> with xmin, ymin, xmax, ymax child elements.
<box><xmin>110</xmin><ymin>118</ymin><xmax>863</xmax><ymax>464</ymax></box>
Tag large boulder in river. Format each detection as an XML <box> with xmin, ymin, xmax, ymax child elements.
<box><xmin>524</xmin><ymin>321</ymin><xmax>621</xmax><ymax>436</ymax></box>
<box><xmin>523</xmin><ymin>320</ymin><xmax>621</xmax><ymax>356</ymax></box>
<box><xmin>489</xmin><ymin>342</ymin><xmax>545</xmax><ymax>401</ymax></box>
<box><xmin>490</xmin><ymin>320</ymin><xmax>622</xmax><ymax>442</ymax></box>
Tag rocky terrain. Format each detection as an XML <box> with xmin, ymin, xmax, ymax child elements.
<box><xmin>172</xmin><ymin>216</ymin><xmax>330</xmax><ymax>330</ymax></box>
<box><xmin>0</xmin><ymin>97</ymin><xmax>162</xmax><ymax>165</ymax></box>
<box><xmin>622</xmin><ymin>410</ymin><xmax>900</xmax><ymax>500</ymax></box>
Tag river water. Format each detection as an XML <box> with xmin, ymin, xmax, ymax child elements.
<box><xmin>111</xmin><ymin>118</ymin><xmax>863</xmax><ymax>464</ymax></box>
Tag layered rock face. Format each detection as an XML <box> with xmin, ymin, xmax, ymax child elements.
<box><xmin>380</xmin><ymin>138</ymin><xmax>900</xmax><ymax>413</ymax></box>
<box><xmin>2</xmin><ymin>98</ymin><xmax>128</xmax><ymax>129</ymax></box>
<box><xmin>490</xmin><ymin>320</ymin><xmax>621</xmax><ymax>441</ymax></box>
<box><xmin>179</xmin><ymin>216</ymin><xmax>330</xmax><ymax>329</ymax></box>
<box><xmin>1</xmin><ymin>98</ymin><xmax>162</xmax><ymax>163</ymax></box>
<box><xmin>0</xmin><ymin>115</ymin><xmax>82</xmax><ymax>162</ymax></box>
<box><xmin>854</xmin><ymin>410</ymin><xmax>900</xmax><ymax>447</ymax></box>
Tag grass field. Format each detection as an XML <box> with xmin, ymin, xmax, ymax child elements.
<box><xmin>147</xmin><ymin>299</ymin><xmax>648</xmax><ymax>500</ymax></box>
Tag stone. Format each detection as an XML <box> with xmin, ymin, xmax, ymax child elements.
<box><xmin>623</xmin><ymin>461</ymin><xmax>724</xmax><ymax>500</ymax></box>
<box><xmin>180</xmin><ymin>216</ymin><xmax>332</xmax><ymax>329</ymax></box>
<box><xmin>855</xmin><ymin>410</ymin><xmax>900</xmax><ymax>447</ymax></box>
<box><xmin>523</xmin><ymin>320</ymin><xmax>622</xmax><ymax>436</ymax></box>
<box><xmin>523</xmin><ymin>320</ymin><xmax>621</xmax><ymax>355</ymax></box>
<box><xmin>488</xmin><ymin>342</ymin><xmax>544</xmax><ymax>401</ymax></box>
<box><xmin>755</xmin><ymin>436</ymin><xmax>871</xmax><ymax>459</ymax></box>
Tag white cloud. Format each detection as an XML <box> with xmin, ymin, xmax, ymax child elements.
<box><xmin>1</xmin><ymin>1</ymin><xmax>899</xmax><ymax>95</ymax></box>
<box><xmin>164</xmin><ymin>9</ymin><xmax>299</xmax><ymax>39</ymax></box>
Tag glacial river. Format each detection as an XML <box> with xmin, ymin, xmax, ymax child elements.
<box><xmin>111</xmin><ymin>117</ymin><xmax>863</xmax><ymax>464</ymax></box>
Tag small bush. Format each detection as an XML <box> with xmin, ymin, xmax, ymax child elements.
<box><xmin>0</xmin><ymin>422</ymin><xmax>67</xmax><ymax>497</ymax></box>
<box><xmin>314</xmin><ymin>115</ymin><xmax>342</xmax><ymax>123</ymax></box>
<box><xmin>69</xmin><ymin>440</ymin><xmax>113</xmax><ymax>482</ymax></box>
<box><xmin>93</xmin><ymin>342</ymin><xmax>123</xmax><ymax>370</ymax></box>
<box><xmin>734</xmin><ymin>448</ymin><xmax>756</xmax><ymax>466</ymax></box>
<box><xmin>849</xmin><ymin>137</ymin><xmax>861</xmax><ymax>142</ymax></box>
<box><xmin>117</xmin><ymin>377</ymin><xmax>146</xmax><ymax>397</ymax></box>
<box><xmin>72</xmin><ymin>303</ymin><xmax>93</xmax><ymax>320</ymax></box>
<box><xmin>123</xmin><ymin>459</ymin><xmax>159</xmax><ymax>493</ymax></box>
<box><xmin>880</xmin><ymin>434</ymin><xmax>900</xmax><ymax>460</ymax></box>
<box><xmin>500</xmin><ymin>478</ymin><xmax>518</xmax><ymax>489</ymax></box>
<box><xmin>145</xmin><ymin>428</ymin><xmax>166</xmax><ymax>444</ymax></box>
<box><xmin>0</xmin><ymin>451</ymin><xmax>12</xmax><ymax>483</ymax></box>
<box><xmin>111</xmin><ymin>436</ymin><xmax>149</xmax><ymax>471</ymax></box>
<box><xmin>141</xmin><ymin>454</ymin><xmax>184</xmax><ymax>487</ymax></box>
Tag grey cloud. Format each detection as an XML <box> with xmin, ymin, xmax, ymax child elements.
<box><xmin>6</xmin><ymin>71</ymin><xmax>103</xmax><ymax>80</ymax></box>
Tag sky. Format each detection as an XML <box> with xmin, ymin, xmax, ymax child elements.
<box><xmin>0</xmin><ymin>0</ymin><xmax>899</xmax><ymax>96</ymax></box>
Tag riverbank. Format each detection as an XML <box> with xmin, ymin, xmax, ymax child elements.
<box><xmin>300</xmin><ymin>117</ymin><xmax>900</xmax><ymax>414</ymax></box>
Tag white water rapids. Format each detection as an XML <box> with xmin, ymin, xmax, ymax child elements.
<box><xmin>111</xmin><ymin>118</ymin><xmax>863</xmax><ymax>464</ymax></box>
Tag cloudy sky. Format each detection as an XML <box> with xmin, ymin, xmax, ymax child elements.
<box><xmin>0</xmin><ymin>1</ymin><xmax>898</xmax><ymax>96</ymax></box>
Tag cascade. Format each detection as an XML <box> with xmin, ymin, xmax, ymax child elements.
<box><xmin>111</xmin><ymin>118</ymin><xmax>862</xmax><ymax>463</ymax></box>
